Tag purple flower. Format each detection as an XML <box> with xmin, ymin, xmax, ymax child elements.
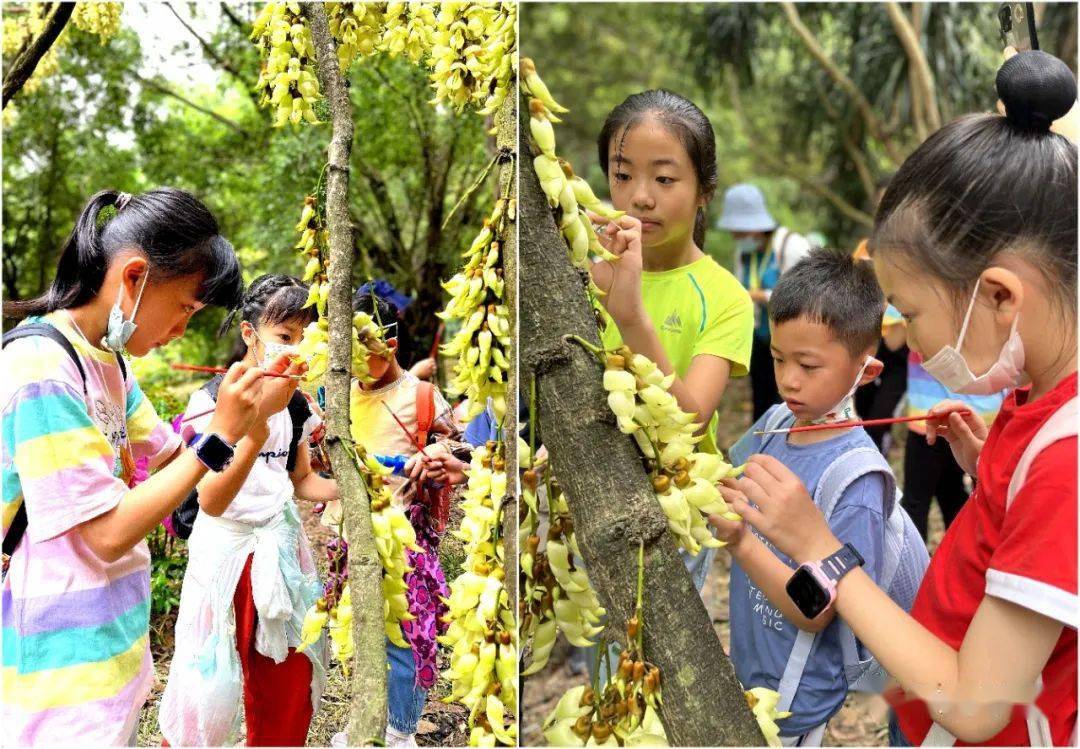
<box><xmin>171</xmin><ymin>414</ymin><xmax>183</xmax><ymax>433</ymax></box>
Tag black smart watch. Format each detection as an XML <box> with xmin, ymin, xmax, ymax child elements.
<box><xmin>192</xmin><ymin>432</ymin><xmax>236</xmax><ymax>473</ymax></box>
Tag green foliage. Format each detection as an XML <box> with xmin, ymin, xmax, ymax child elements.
<box><xmin>521</xmin><ymin>2</ymin><xmax>1076</xmax><ymax>254</ymax></box>
<box><xmin>146</xmin><ymin>524</ymin><xmax>187</xmax><ymax>619</ymax></box>
<box><xmin>3</xmin><ymin>5</ymin><xmax>494</xmax><ymax>367</ymax></box>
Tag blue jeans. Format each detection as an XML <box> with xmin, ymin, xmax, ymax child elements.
<box><xmin>888</xmin><ymin>712</ymin><xmax>911</xmax><ymax>747</ymax></box>
<box><xmin>387</xmin><ymin>638</ymin><xmax>426</xmax><ymax>733</ymax></box>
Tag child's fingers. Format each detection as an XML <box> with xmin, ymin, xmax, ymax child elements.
<box><xmin>222</xmin><ymin>360</ymin><xmax>251</xmax><ymax>385</ymax></box>
<box><xmin>947</xmin><ymin>411</ymin><xmax>978</xmax><ymax>445</ymax></box>
<box><xmin>725</xmin><ymin>495</ymin><xmax>765</xmax><ymax>530</ymax></box>
<box><xmin>236</xmin><ymin>365</ymin><xmax>265</xmax><ymax>392</ymax></box>
<box><xmin>266</xmin><ymin>352</ymin><xmax>293</xmax><ymax>375</ymax></box>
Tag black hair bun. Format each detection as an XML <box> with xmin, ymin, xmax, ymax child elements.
<box><xmin>996</xmin><ymin>50</ymin><xmax>1077</xmax><ymax>133</ymax></box>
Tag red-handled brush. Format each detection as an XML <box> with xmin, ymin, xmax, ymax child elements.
<box><xmin>754</xmin><ymin>408</ymin><xmax>972</xmax><ymax>436</ymax></box>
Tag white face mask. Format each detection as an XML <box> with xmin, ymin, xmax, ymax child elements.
<box><xmin>250</xmin><ymin>327</ymin><xmax>300</xmax><ymax>366</ymax></box>
<box><xmin>808</xmin><ymin>355</ymin><xmax>873</xmax><ymax>425</ymax></box>
<box><xmin>102</xmin><ymin>271</ymin><xmax>149</xmax><ymax>352</ymax></box>
<box><xmin>921</xmin><ymin>278</ymin><xmax>1024</xmax><ymax>395</ymax></box>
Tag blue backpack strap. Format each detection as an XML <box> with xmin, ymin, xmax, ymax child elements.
<box><xmin>759</xmin><ymin>404</ymin><xmax>795</xmax><ymax>452</ymax></box>
<box><xmin>813</xmin><ymin>446</ymin><xmax>898</xmax><ymax>694</ymax></box>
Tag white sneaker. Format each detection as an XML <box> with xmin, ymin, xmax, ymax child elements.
<box><xmin>385</xmin><ymin>726</ymin><xmax>418</xmax><ymax>748</ymax></box>
<box><xmin>330</xmin><ymin>731</ymin><xmax>348</xmax><ymax>747</ymax></box>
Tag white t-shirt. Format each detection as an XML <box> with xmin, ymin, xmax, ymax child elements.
<box><xmin>183</xmin><ymin>387</ymin><xmax>321</xmax><ymax>525</ymax></box>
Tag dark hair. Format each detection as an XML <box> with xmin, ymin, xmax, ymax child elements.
<box><xmin>352</xmin><ymin>289</ymin><xmax>410</xmax><ymax>355</ymax></box>
<box><xmin>769</xmin><ymin>247</ymin><xmax>885</xmax><ymax>357</ymax></box>
<box><xmin>871</xmin><ymin>51</ymin><xmax>1077</xmax><ymax>320</ymax></box>
<box><xmin>219</xmin><ymin>273</ymin><xmax>316</xmax><ymax>338</ymax></box>
<box><xmin>3</xmin><ymin>187</ymin><xmax>242</xmax><ymax>318</ymax></box>
<box><xmin>597</xmin><ymin>89</ymin><xmax>718</xmax><ymax>248</ymax></box>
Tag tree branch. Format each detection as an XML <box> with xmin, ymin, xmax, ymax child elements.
<box><xmin>780</xmin><ymin>2</ymin><xmax>905</xmax><ymax>165</ymax></box>
<box><xmin>728</xmin><ymin>69</ymin><xmax>874</xmax><ymax>227</ymax></box>
<box><xmin>2</xmin><ymin>3</ymin><xmax>74</xmax><ymax>110</ymax></box>
<box><xmin>165</xmin><ymin>2</ymin><xmax>260</xmax><ymax>109</ymax></box>
<box><xmin>135</xmin><ymin>73</ymin><xmax>253</xmax><ymax>136</ymax></box>
<box><xmin>302</xmin><ymin>3</ymin><xmax>386</xmax><ymax>744</ymax></box>
<box><xmin>886</xmin><ymin>2</ymin><xmax>941</xmax><ymax>136</ymax></box>
<box><xmin>354</xmin><ymin>157</ymin><xmax>408</xmax><ymax>257</ymax></box>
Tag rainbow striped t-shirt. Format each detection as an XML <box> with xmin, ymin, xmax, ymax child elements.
<box><xmin>905</xmin><ymin>350</ymin><xmax>1006</xmax><ymax>436</ymax></box>
<box><xmin>2</xmin><ymin>312</ymin><xmax>181</xmax><ymax>744</ymax></box>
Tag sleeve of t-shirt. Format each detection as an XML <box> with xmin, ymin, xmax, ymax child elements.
<box><xmin>300</xmin><ymin>397</ymin><xmax>322</xmax><ymax>444</ymax></box>
<box><xmin>828</xmin><ymin>473</ymin><xmax>888</xmax><ymax>587</ymax></box>
<box><xmin>692</xmin><ymin>281</ymin><xmax>754</xmax><ymax>378</ymax></box>
<box><xmin>125</xmin><ymin>376</ymin><xmax>183</xmax><ymax>469</ymax></box>
<box><xmin>183</xmin><ymin>388</ymin><xmax>216</xmax><ymax>436</ymax></box>
<box><xmin>463</xmin><ymin>408</ymin><xmax>494</xmax><ymax>448</ymax></box>
<box><xmin>986</xmin><ymin>438</ymin><xmax>1078</xmax><ymax>627</ymax></box>
<box><xmin>7</xmin><ymin>379</ymin><xmax>129</xmax><ymax>543</ymax></box>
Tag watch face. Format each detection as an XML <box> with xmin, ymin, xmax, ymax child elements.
<box><xmin>199</xmin><ymin>434</ymin><xmax>234</xmax><ymax>470</ymax></box>
<box><xmin>786</xmin><ymin>567</ymin><xmax>831</xmax><ymax>619</ymax></box>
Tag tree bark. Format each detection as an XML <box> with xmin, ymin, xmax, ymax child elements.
<box><xmin>886</xmin><ymin>2</ymin><xmax>941</xmax><ymax>136</ymax></box>
<box><xmin>494</xmin><ymin>91</ymin><xmax>519</xmax><ymax>613</ymax></box>
<box><xmin>2</xmin><ymin>3</ymin><xmax>74</xmax><ymax>110</ymax></box>
<box><xmin>302</xmin><ymin>3</ymin><xmax>386</xmax><ymax>743</ymax></box>
<box><xmin>780</xmin><ymin>2</ymin><xmax>905</xmax><ymax>166</ymax></box>
<box><xmin>517</xmin><ymin>92</ymin><xmax>764</xmax><ymax>747</ymax></box>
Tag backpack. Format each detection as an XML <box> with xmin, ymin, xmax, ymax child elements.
<box><xmin>922</xmin><ymin>396</ymin><xmax>1078</xmax><ymax>748</ymax></box>
<box><xmin>755</xmin><ymin>405</ymin><xmax>931</xmax><ymax>718</ymax></box>
<box><xmin>2</xmin><ymin>322</ymin><xmax>128</xmax><ymax>557</ymax></box>
<box><xmin>414</xmin><ymin>380</ymin><xmax>452</xmax><ymax>533</ymax></box>
<box><xmin>166</xmin><ymin>374</ymin><xmax>312</xmax><ymax>540</ymax></box>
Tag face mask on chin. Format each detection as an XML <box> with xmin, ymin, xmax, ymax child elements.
<box><xmin>920</xmin><ymin>278</ymin><xmax>1024</xmax><ymax>395</ymax></box>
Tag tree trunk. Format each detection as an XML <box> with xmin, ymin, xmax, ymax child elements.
<box><xmin>302</xmin><ymin>4</ymin><xmax>387</xmax><ymax>743</ymax></box>
<box><xmin>494</xmin><ymin>91</ymin><xmax>519</xmax><ymax>611</ymax></box>
<box><xmin>517</xmin><ymin>92</ymin><xmax>764</xmax><ymax>747</ymax></box>
<box><xmin>2</xmin><ymin>2</ymin><xmax>74</xmax><ymax>109</ymax></box>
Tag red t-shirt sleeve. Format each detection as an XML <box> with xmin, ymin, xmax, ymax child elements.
<box><xmin>986</xmin><ymin>438</ymin><xmax>1078</xmax><ymax>627</ymax></box>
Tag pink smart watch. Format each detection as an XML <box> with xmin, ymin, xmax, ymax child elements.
<box><xmin>786</xmin><ymin>543</ymin><xmax>865</xmax><ymax>619</ymax></box>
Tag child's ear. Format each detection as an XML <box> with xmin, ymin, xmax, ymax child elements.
<box><xmin>980</xmin><ymin>266</ymin><xmax>1024</xmax><ymax>328</ymax></box>
<box><xmin>240</xmin><ymin>320</ymin><xmax>256</xmax><ymax>348</ymax></box>
<box><xmin>860</xmin><ymin>356</ymin><xmax>884</xmax><ymax>385</ymax></box>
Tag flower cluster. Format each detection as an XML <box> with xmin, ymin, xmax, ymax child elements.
<box><xmin>439</xmin><ymin>198</ymin><xmax>512</xmax><ymax>423</ymax></box>
<box><xmin>439</xmin><ymin>442</ymin><xmax>517</xmax><ymax>746</ymax></box>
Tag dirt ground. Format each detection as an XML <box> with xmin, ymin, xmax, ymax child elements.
<box><xmin>521</xmin><ymin>377</ymin><xmax>946</xmax><ymax>747</ymax></box>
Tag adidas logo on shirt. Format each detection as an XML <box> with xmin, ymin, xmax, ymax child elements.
<box><xmin>661</xmin><ymin>310</ymin><xmax>682</xmax><ymax>334</ymax></box>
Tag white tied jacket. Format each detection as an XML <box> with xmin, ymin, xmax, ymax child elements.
<box><xmin>158</xmin><ymin>501</ymin><xmax>327</xmax><ymax>746</ymax></box>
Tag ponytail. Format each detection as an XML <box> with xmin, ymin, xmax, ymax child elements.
<box><xmin>3</xmin><ymin>187</ymin><xmax>242</xmax><ymax>320</ymax></box>
<box><xmin>4</xmin><ymin>191</ymin><xmax>121</xmax><ymax>317</ymax></box>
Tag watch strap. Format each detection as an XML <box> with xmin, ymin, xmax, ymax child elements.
<box><xmin>821</xmin><ymin>543</ymin><xmax>864</xmax><ymax>583</ymax></box>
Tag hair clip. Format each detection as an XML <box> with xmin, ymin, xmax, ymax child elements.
<box><xmin>116</xmin><ymin>192</ymin><xmax>133</xmax><ymax>211</ymax></box>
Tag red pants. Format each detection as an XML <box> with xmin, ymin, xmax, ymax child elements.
<box><xmin>166</xmin><ymin>554</ymin><xmax>315</xmax><ymax>747</ymax></box>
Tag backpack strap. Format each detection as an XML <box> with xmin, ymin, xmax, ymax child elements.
<box><xmin>415</xmin><ymin>380</ymin><xmax>436</xmax><ymax>450</ymax></box>
<box><xmin>286</xmin><ymin>391</ymin><xmax>312</xmax><ymax>473</ymax></box>
<box><xmin>2</xmin><ymin>323</ymin><xmax>89</xmax><ymax>399</ymax></box>
<box><xmin>1006</xmin><ymin>396</ymin><xmax>1077</xmax><ymax>510</ymax></box>
<box><xmin>783</xmin><ymin>447</ymin><xmax>898</xmax><ymax>708</ymax></box>
<box><xmin>2</xmin><ymin>323</ymin><xmax>92</xmax><ymax>556</ymax></box>
<box><xmin>759</xmin><ymin>404</ymin><xmax>796</xmax><ymax>452</ymax></box>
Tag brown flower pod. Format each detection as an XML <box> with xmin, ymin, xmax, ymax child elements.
<box><xmin>617</xmin><ymin>345</ymin><xmax>633</xmax><ymax>360</ymax></box>
<box><xmin>493</xmin><ymin>457</ymin><xmax>506</xmax><ymax>472</ymax></box>
<box><xmin>592</xmin><ymin>723</ymin><xmax>612</xmax><ymax>742</ymax></box>
<box><xmin>618</xmin><ymin>659</ymin><xmax>634</xmax><ymax>681</ymax></box>
<box><xmin>581</xmin><ymin>686</ymin><xmax>595</xmax><ymax>707</ymax></box>
<box><xmin>632</xmin><ymin>661</ymin><xmax>646</xmax><ymax>682</ymax></box>
<box><xmin>522</xmin><ymin>470</ymin><xmax>538</xmax><ymax>492</ymax></box>
<box><xmin>652</xmin><ymin>475</ymin><xmax>671</xmax><ymax>494</ymax></box>
<box><xmin>573</xmin><ymin>715</ymin><xmax>592</xmax><ymax>739</ymax></box>
<box><xmin>526</xmin><ymin>535</ymin><xmax>541</xmax><ymax>554</ymax></box>
<box><xmin>498</xmin><ymin>630</ymin><xmax>512</xmax><ymax>646</ymax></box>
<box><xmin>626</xmin><ymin>616</ymin><xmax>640</xmax><ymax>639</ymax></box>
<box><xmin>674</xmin><ymin>470</ymin><xmax>691</xmax><ymax>488</ymax></box>
<box><xmin>674</xmin><ymin>456</ymin><xmax>690</xmax><ymax>472</ymax></box>
<box><xmin>605</xmin><ymin>353</ymin><xmax>626</xmax><ymax>370</ymax></box>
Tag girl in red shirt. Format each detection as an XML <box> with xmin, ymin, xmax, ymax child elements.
<box><xmin>716</xmin><ymin>51</ymin><xmax>1077</xmax><ymax>745</ymax></box>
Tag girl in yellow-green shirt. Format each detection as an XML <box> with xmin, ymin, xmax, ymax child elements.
<box><xmin>590</xmin><ymin>90</ymin><xmax>754</xmax><ymax>456</ymax></box>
